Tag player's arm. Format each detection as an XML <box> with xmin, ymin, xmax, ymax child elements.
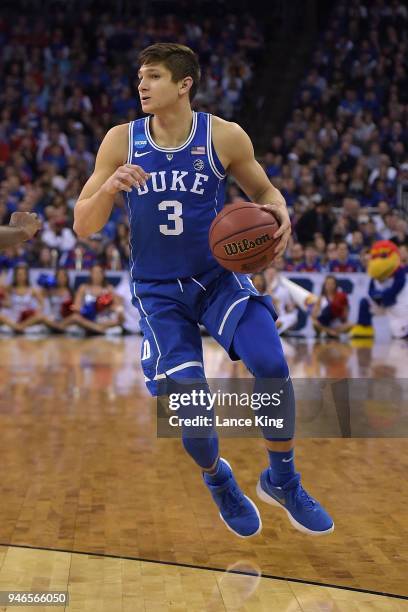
<box><xmin>73</xmin><ymin>125</ymin><xmax>150</xmax><ymax>238</ymax></box>
<box><xmin>0</xmin><ymin>213</ymin><xmax>42</xmax><ymax>250</ymax></box>
<box><xmin>0</xmin><ymin>226</ymin><xmax>30</xmax><ymax>249</ymax></box>
<box><xmin>213</xmin><ymin>119</ymin><xmax>291</xmax><ymax>257</ymax></box>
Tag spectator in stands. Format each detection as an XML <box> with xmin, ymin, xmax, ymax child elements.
<box><xmin>399</xmin><ymin>244</ymin><xmax>408</xmax><ymax>272</ymax></box>
<box><xmin>114</xmin><ymin>222</ymin><xmax>130</xmax><ymax>266</ymax></box>
<box><xmin>347</xmin><ymin>230</ymin><xmax>365</xmax><ymax>261</ymax></box>
<box><xmin>194</xmin><ymin>67</ymin><xmax>218</xmax><ymax>107</ymax></box>
<box><xmin>38</xmin><ymin>125</ymin><xmax>71</xmax><ymax>167</ymax></box>
<box><xmin>329</xmin><ymin>241</ymin><xmax>360</xmax><ymax>273</ymax></box>
<box><xmin>103</xmin><ymin>243</ymin><xmax>123</xmax><ymax>270</ymax></box>
<box><xmin>41</xmin><ymin>216</ymin><xmax>76</xmax><ymax>253</ymax></box>
<box><xmin>263</xmin><ymin>152</ymin><xmax>282</xmax><ymax>179</ymax></box>
<box><xmin>59</xmin><ymin>235</ymin><xmax>103</xmax><ymax>269</ymax></box>
<box><xmin>295</xmin><ymin>199</ymin><xmax>334</xmax><ymax>245</ymax></box>
<box><xmin>296</xmin><ymin>244</ymin><xmax>321</xmax><ymax>272</ymax></box>
<box><xmin>313</xmin><ymin>233</ymin><xmax>327</xmax><ymax>261</ymax></box>
<box><xmin>0</xmin><ymin>286</ymin><xmax>21</xmax><ymax>332</ymax></box>
<box><xmin>389</xmin><ymin>218</ymin><xmax>408</xmax><ymax>246</ymax></box>
<box><xmin>379</xmin><ymin>212</ymin><xmax>403</xmax><ymax>241</ymax></box>
<box><xmin>341</xmin><ymin>198</ymin><xmax>361</xmax><ymax>234</ymax></box>
<box><xmin>325</xmin><ymin>242</ymin><xmax>338</xmax><ymax>270</ymax></box>
<box><xmin>264</xmin><ymin>266</ymin><xmax>297</xmax><ymax>335</ymax></box>
<box><xmin>349</xmin><ymin>162</ymin><xmax>368</xmax><ymax>198</ymax></box>
<box><xmin>268</xmin><ymin>0</ymin><xmax>407</xmax><ymax>213</ymax></box>
<box><xmin>71</xmin><ymin>134</ymin><xmax>95</xmax><ymax>175</ymax></box>
<box><xmin>0</xmin><ymin>263</ymin><xmax>45</xmax><ymax>333</ymax></box>
<box><xmin>44</xmin><ymin>268</ymin><xmax>74</xmax><ymax>328</ymax></box>
<box><xmin>37</xmin><ymin>246</ymin><xmax>54</xmax><ymax>268</ymax></box>
<box><xmin>312</xmin><ymin>275</ymin><xmax>352</xmax><ymax>338</ymax></box>
<box><xmin>59</xmin><ymin>264</ymin><xmax>123</xmax><ymax>335</ymax></box>
<box><xmin>0</xmin><ymin>244</ymin><xmax>27</xmax><ymax>271</ymax></box>
<box><xmin>373</xmin><ymin>201</ymin><xmax>391</xmax><ymax>235</ymax></box>
<box><xmin>15</xmin><ymin>269</ymin><xmax>73</xmax><ymax>333</ymax></box>
<box><xmin>360</xmin><ymin>219</ymin><xmax>380</xmax><ymax>247</ymax></box>
<box><xmin>114</xmin><ymin>272</ymin><xmax>140</xmax><ymax>334</ymax></box>
<box><xmin>284</xmin><ymin>242</ymin><xmax>304</xmax><ymax>271</ymax></box>
<box><xmin>359</xmin><ymin>247</ymin><xmax>371</xmax><ymax>272</ymax></box>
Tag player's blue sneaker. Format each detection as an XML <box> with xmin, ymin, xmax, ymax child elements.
<box><xmin>256</xmin><ymin>469</ymin><xmax>334</xmax><ymax>536</ymax></box>
<box><xmin>203</xmin><ymin>458</ymin><xmax>262</xmax><ymax>538</ymax></box>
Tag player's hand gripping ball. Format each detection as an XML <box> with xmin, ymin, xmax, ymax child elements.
<box><xmin>209</xmin><ymin>201</ymin><xmax>280</xmax><ymax>273</ymax></box>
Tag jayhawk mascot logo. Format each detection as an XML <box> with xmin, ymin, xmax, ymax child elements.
<box><xmin>351</xmin><ymin>240</ymin><xmax>408</xmax><ymax>339</ymax></box>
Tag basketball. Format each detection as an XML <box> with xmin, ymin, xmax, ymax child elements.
<box><xmin>209</xmin><ymin>201</ymin><xmax>280</xmax><ymax>273</ymax></box>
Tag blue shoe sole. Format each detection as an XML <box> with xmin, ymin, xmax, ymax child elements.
<box><xmin>256</xmin><ymin>480</ymin><xmax>334</xmax><ymax>536</ymax></box>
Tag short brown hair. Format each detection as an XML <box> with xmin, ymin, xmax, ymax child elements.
<box><xmin>138</xmin><ymin>43</ymin><xmax>201</xmax><ymax>101</ymax></box>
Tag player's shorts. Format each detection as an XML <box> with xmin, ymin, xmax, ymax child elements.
<box><xmin>131</xmin><ymin>267</ymin><xmax>277</xmax><ymax>396</ymax></box>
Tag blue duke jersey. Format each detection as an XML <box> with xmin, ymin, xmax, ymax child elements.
<box><xmin>123</xmin><ymin>112</ymin><xmax>279</xmax><ymax>397</ymax></box>
<box><xmin>125</xmin><ymin>111</ymin><xmax>226</xmax><ymax>280</ymax></box>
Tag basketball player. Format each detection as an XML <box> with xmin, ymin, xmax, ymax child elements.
<box><xmin>0</xmin><ymin>212</ymin><xmax>41</xmax><ymax>249</ymax></box>
<box><xmin>74</xmin><ymin>44</ymin><xmax>333</xmax><ymax>537</ymax></box>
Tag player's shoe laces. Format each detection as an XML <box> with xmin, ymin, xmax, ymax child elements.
<box><xmin>203</xmin><ymin>459</ymin><xmax>262</xmax><ymax>538</ymax></box>
<box><xmin>256</xmin><ymin>470</ymin><xmax>334</xmax><ymax>536</ymax></box>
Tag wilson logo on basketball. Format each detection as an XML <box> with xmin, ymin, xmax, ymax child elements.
<box><xmin>223</xmin><ymin>233</ymin><xmax>271</xmax><ymax>256</ymax></box>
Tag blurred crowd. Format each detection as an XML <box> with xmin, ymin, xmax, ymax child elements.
<box><xmin>0</xmin><ymin>0</ymin><xmax>407</xmax><ymax>288</ymax></box>
<box><xmin>0</xmin><ymin>262</ymin><xmax>139</xmax><ymax>335</ymax></box>
<box><xmin>251</xmin><ymin>268</ymin><xmax>353</xmax><ymax>339</ymax></box>
<box><xmin>251</xmin><ymin>0</ymin><xmax>408</xmax><ymax>272</ymax></box>
<box><xmin>0</xmin><ymin>7</ymin><xmax>263</xmax><ymax>273</ymax></box>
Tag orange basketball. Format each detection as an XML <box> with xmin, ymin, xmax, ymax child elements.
<box><xmin>209</xmin><ymin>201</ymin><xmax>280</xmax><ymax>273</ymax></box>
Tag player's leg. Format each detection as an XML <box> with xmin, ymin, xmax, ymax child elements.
<box><xmin>133</xmin><ymin>278</ymin><xmax>261</xmax><ymax>538</ymax></box>
<box><xmin>232</xmin><ymin>298</ymin><xmax>334</xmax><ymax>535</ymax></box>
<box><xmin>164</xmin><ymin>361</ymin><xmax>261</xmax><ymax>538</ymax></box>
<box><xmin>165</xmin><ymin>365</ymin><xmax>219</xmax><ymax>470</ymax></box>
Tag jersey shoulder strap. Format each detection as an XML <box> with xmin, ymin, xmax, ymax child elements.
<box><xmin>206</xmin><ymin>113</ymin><xmax>226</xmax><ymax>180</ymax></box>
<box><xmin>127</xmin><ymin>118</ymin><xmax>148</xmax><ymax>163</ymax></box>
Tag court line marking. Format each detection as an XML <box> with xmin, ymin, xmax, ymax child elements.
<box><xmin>0</xmin><ymin>542</ymin><xmax>406</xmax><ymax>601</ymax></box>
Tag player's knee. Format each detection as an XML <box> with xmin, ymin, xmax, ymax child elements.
<box><xmin>249</xmin><ymin>348</ymin><xmax>289</xmax><ymax>380</ymax></box>
<box><xmin>165</xmin><ymin>366</ymin><xmax>207</xmax><ymax>396</ymax></box>
<box><xmin>166</xmin><ymin>367</ymin><xmax>218</xmax><ymax>468</ymax></box>
<box><xmin>182</xmin><ymin>435</ymin><xmax>219</xmax><ymax>469</ymax></box>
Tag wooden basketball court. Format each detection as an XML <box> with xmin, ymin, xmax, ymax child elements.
<box><xmin>0</xmin><ymin>335</ymin><xmax>407</xmax><ymax>611</ymax></box>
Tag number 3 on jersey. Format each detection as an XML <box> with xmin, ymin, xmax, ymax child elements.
<box><xmin>159</xmin><ymin>200</ymin><xmax>183</xmax><ymax>236</ymax></box>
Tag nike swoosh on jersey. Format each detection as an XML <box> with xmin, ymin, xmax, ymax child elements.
<box><xmin>134</xmin><ymin>151</ymin><xmax>152</xmax><ymax>158</ymax></box>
